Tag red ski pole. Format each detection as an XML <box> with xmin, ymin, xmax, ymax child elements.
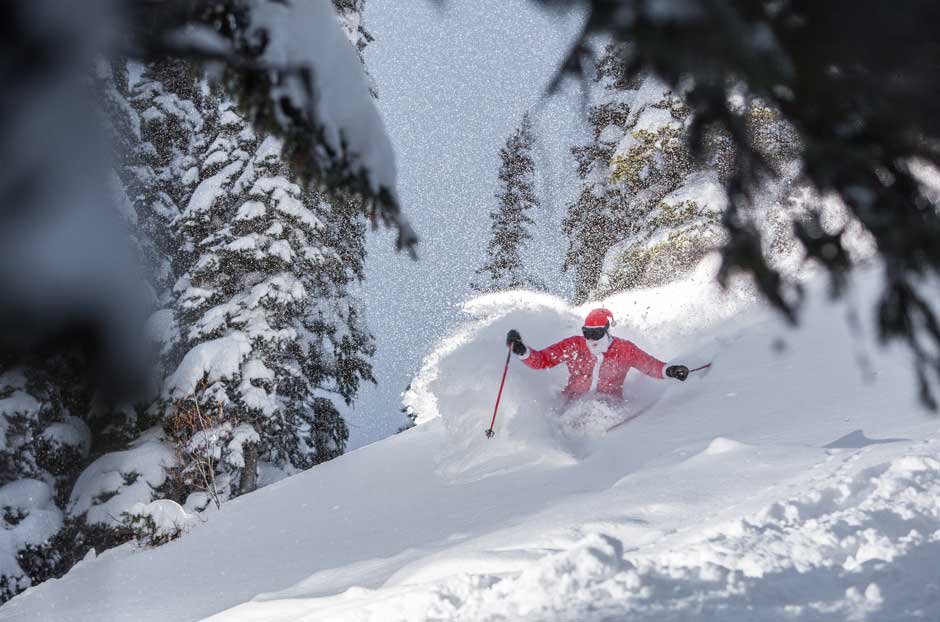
<box><xmin>485</xmin><ymin>345</ymin><xmax>513</xmax><ymax>438</ymax></box>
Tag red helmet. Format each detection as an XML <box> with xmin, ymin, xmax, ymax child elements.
<box><xmin>583</xmin><ymin>308</ymin><xmax>615</xmax><ymax>329</ymax></box>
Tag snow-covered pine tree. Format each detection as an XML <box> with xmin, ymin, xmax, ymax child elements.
<box><xmin>166</xmin><ymin>102</ymin><xmax>374</xmax><ymax>501</ymax></box>
<box><xmin>0</xmin><ymin>60</ymin><xmax>187</xmax><ymax>606</ymax></box>
<box><xmin>0</xmin><ymin>363</ymin><xmax>91</xmax><ymax>602</ymax></box>
<box><xmin>563</xmin><ymin>44</ymin><xmax>803</xmax><ymax>303</ymax></box>
<box><xmin>473</xmin><ymin>113</ymin><xmax>543</xmax><ymax>292</ymax></box>
<box><xmin>562</xmin><ymin>83</ymin><xmax>634</xmax><ymax>303</ymax></box>
<box><xmin>0</xmin><ymin>0</ymin><xmax>381</xmax><ymax>600</ymax></box>
<box><xmin>334</xmin><ymin>0</ymin><xmax>375</xmax><ymax>64</ymax></box>
<box><xmin>563</xmin><ymin>45</ymin><xmax>728</xmax><ymax>302</ymax></box>
<box><xmin>124</xmin><ymin>59</ymin><xmax>218</xmax><ymax>309</ymax></box>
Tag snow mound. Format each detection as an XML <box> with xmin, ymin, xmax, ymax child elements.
<box><xmin>703</xmin><ymin>437</ymin><xmax>747</xmax><ymax>455</ymax></box>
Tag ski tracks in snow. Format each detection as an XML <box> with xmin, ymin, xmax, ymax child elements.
<box><xmin>209</xmin><ymin>432</ymin><xmax>940</xmax><ymax>622</ymax></box>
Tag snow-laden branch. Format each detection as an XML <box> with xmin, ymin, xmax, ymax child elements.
<box><xmin>147</xmin><ymin>0</ymin><xmax>417</xmax><ymax>255</ymax></box>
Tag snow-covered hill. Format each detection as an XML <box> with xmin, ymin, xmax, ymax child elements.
<box><xmin>3</xmin><ymin>260</ymin><xmax>939</xmax><ymax>622</ymax></box>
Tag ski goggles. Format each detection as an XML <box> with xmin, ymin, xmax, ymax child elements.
<box><xmin>581</xmin><ymin>326</ymin><xmax>609</xmax><ymax>341</ymax></box>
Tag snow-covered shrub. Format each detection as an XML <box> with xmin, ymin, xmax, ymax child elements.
<box><xmin>67</xmin><ymin>429</ymin><xmax>177</xmax><ymax>528</ymax></box>
<box><xmin>0</xmin><ymin>364</ymin><xmax>96</xmax><ymax>602</ymax></box>
<box><xmin>0</xmin><ymin>368</ymin><xmax>88</xmax><ymax>484</ymax></box>
<box><xmin>0</xmin><ymin>480</ymin><xmax>63</xmax><ymax>601</ymax></box>
<box><xmin>165</xmin><ymin>388</ymin><xmax>259</xmax><ymax>509</ymax></box>
<box><xmin>122</xmin><ymin>499</ymin><xmax>193</xmax><ymax>547</ymax></box>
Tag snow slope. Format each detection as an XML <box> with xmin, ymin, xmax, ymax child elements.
<box><xmin>3</xmin><ymin>260</ymin><xmax>940</xmax><ymax>622</ymax></box>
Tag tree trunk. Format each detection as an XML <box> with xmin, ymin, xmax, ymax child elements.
<box><xmin>238</xmin><ymin>443</ymin><xmax>258</xmax><ymax>495</ymax></box>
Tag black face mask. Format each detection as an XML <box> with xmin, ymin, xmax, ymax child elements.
<box><xmin>582</xmin><ymin>326</ymin><xmax>608</xmax><ymax>341</ymax></box>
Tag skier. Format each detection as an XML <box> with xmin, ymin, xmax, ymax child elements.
<box><xmin>505</xmin><ymin>308</ymin><xmax>689</xmax><ymax>401</ymax></box>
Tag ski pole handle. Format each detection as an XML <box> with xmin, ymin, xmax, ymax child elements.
<box><xmin>485</xmin><ymin>345</ymin><xmax>513</xmax><ymax>438</ymax></box>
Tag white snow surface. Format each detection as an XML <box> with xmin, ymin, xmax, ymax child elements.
<box><xmin>4</xmin><ymin>268</ymin><xmax>940</xmax><ymax>621</ymax></box>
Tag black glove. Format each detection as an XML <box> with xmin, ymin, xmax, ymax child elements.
<box><xmin>665</xmin><ymin>365</ymin><xmax>689</xmax><ymax>381</ymax></box>
<box><xmin>506</xmin><ymin>329</ymin><xmax>527</xmax><ymax>356</ymax></box>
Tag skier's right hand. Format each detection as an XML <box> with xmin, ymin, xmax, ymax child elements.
<box><xmin>665</xmin><ymin>365</ymin><xmax>689</xmax><ymax>381</ymax></box>
<box><xmin>506</xmin><ymin>329</ymin><xmax>527</xmax><ymax>356</ymax></box>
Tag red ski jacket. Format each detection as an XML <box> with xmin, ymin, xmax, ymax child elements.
<box><xmin>520</xmin><ymin>336</ymin><xmax>665</xmax><ymax>399</ymax></box>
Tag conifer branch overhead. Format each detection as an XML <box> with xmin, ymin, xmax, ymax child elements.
<box><xmin>539</xmin><ymin>0</ymin><xmax>940</xmax><ymax>407</ymax></box>
<box><xmin>127</xmin><ymin>0</ymin><xmax>417</xmax><ymax>256</ymax></box>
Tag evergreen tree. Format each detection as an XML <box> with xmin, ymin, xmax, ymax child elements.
<box><xmin>0</xmin><ymin>0</ymin><xmax>382</xmax><ymax>600</ymax></box>
<box><xmin>123</xmin><ymin>59</ymin><xmax>217</xmax><ymax>308</ymax></box>
<box><xmin>473</xmin><ymin>114</ymin><xmax>543</xmax><ymax>292</ymax></box>
<box><xmin>563</xmin><ymin>46</ymin><xmax>727</xmax><ymax>302</ymax></box>
<box><xmin>166</xmin><ymin>103</ymin><xmax>374</xmax><ymax>499</ymax></box>
<box><xmin>563</xmin><ymin>45</ymin><xmax>801</xmax><ymax>303</ymax></box>
<box><xmin>0</xmin><ymin>363</ymin><xmax>90</xmax><ymax>601</ymax></box>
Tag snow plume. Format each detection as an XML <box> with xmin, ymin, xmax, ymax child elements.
<box><xmin>406</xmin><ymin>290</ymin><xmax>580</xmax><ymax>478</ymax></box>
<box><xmin>406</xmin><ymin>261</ymin><xmax>756</xmax><ymax>478</ymax></box>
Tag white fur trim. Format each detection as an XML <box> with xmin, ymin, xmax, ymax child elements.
<box><xmin>517</xmin><ymin>347</ymin><xmax>531</xmax><ymax>360</ymax></box>
<box><xmin>590</xmin><ymin>355</ymin><xmax>602</xmax><ymax>392</ymax></box>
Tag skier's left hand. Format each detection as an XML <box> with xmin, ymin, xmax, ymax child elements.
<box><xmin>506</xmin><ymin>329</ymin><xmax>527</xmax><ymax>356</ymax></box>
<box><xmin>665</xmin><ymin>365</ymin><xmax>689</xmax><ymax>381</ymax></box>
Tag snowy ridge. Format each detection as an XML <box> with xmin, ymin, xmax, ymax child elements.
<box><xmin>263</xmin><ymin>437</ymin><xmax>939</xmax><ymax>622</ymax></box>
<box><xmin>4</xmin><ymin>266</ymin><xmax>940</xmax><ymax>622</ymax></box>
